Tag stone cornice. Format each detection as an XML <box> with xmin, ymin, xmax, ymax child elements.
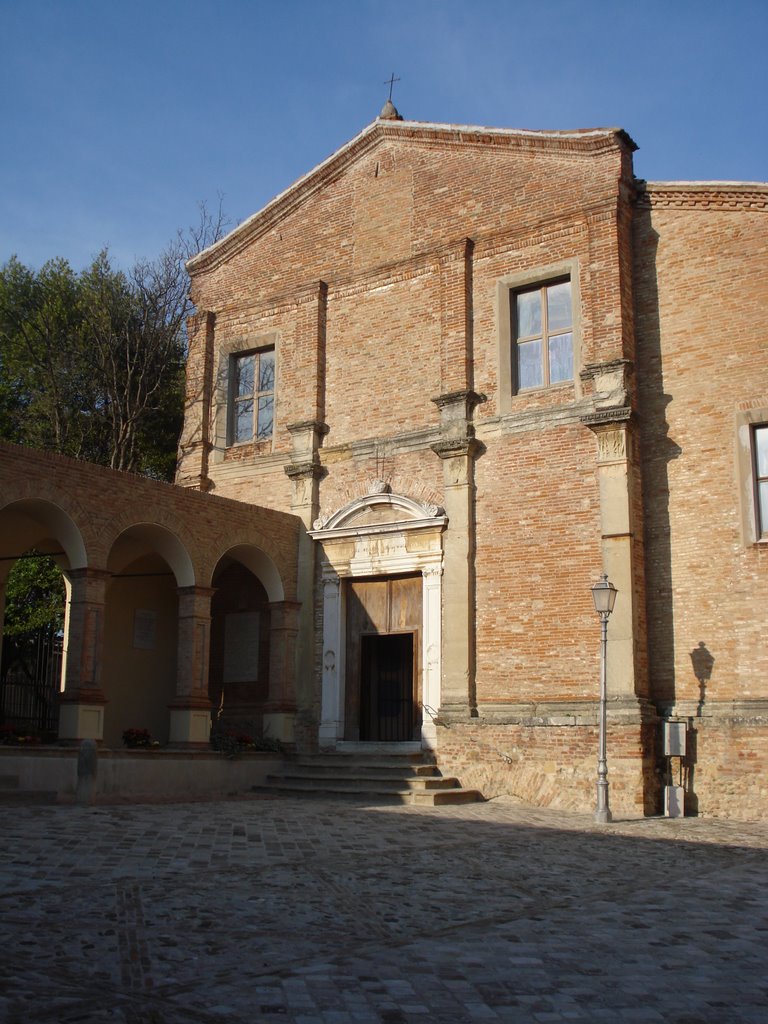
<box><xmin>580</xmin><ymin>358</ymin><xmax>634</xmax><ymax>383</ymax></box>
<box><xmin>430</xmin><ymin>437</ymin><xmax>483</xmax><ymax>460</ymax></box>
<box><xmin>285</xmin><ymin>420</ymin><xmax>329</xmax><ymax>437</ymax></box>
<box><xmin>431</xmin><ymin>390</ymin><xmax>486</xmax><ymax>412</ymax></box>
<box><xmin>581</xmin><ymin>407</ymin><xmax>633</xmax><ymax>428</ymax></box>
<box><xmin>284</xmin><ymin>462</ymin><xmax>325</xmax><ymax>481</ymax></box>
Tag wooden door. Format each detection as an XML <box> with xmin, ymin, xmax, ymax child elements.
<box><xmin>344</xmin><ymin>575</ymin><xmax>421</xmax><ymax>741</ymax></box>
<box><xmin>360</xmin><ymin>633</ymin><xmax>414</xmax><ymax>741</ymax></box>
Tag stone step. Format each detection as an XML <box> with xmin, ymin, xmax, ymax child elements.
<box><xmin>334</xmin><ymin>741</ymin><xmax>423</xmax><ymax>756</ymax></box>
<box><xmin>256</xmin><ymin>750</ymin><xmax>484</xmax><ymax>806</ymax></box>
<box><xmin>253</xmin><ymin>780</ymin><xmax>482</xmax><ymax>806</ymax></box>
<box><xmin>283</xmin><ymin>760</ymin><xmax>440</xmax><ymax>777</ymax></box>
<box><xmin>300</xmin><ymin>753</ymin><xmax>433</xmax><ymax>768</ymax></box>
<box><xmin>0</xmin><ymin>774</ymin><xmax>21</xmax><ymax>790</ymax></box>
<box><xmin>266</xmin><ymin>771</ymin><xmax>461</xmax><ymax>791</ymax></box>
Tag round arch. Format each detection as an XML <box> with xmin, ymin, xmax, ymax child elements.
<box><xmin>320</xmin><ymin>491</ymin><xmax>444</xmax><ymax>532</ymax></box>
<box><xmin>209</xmin><ymin>545</ymin><xmax>284</xmax><ymax>603</ymax></box>
<box><xmin>0</xmin><ymin>498</ymin><xmax>87</xmax><ymax>571</ymax></box>
<box><xmin>107</xmin><ymin>523</ymin><xmax>195</xmax><ymax>588</ymax></box>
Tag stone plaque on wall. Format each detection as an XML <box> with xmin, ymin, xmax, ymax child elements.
<box><xmin>223</xmin><ymin>612</ymin><xmax>260</xmax><ymax>683</ymax></box>
<box><xmin>133</xmin><ymin>609</ymin><xmax>157</xmax><ymax>650</ymax></box>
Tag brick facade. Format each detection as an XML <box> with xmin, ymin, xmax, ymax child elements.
<box><xmin>2</xmin><ymin>116</ymin><xmax>765</xmax><ymax>819</ymax></box>
<box><xmin>177</xmin><ymin>117</ymin><xmax>766</xmax><ymax>819</ymax></box>
<box><xmin>0</xmin><ymin>442</ymin><xmax>300</xmax><ymax>747</ymax></box>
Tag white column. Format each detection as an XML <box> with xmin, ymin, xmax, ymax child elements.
<box><xmin>421</xmin><ymin>565</ymin><xmax>443</xmax><ymax>750</ymax></box>
<box><xmin>318</xmin><ymin>573</ymin><xmax>344</xmax><ymax>747</ymax></box>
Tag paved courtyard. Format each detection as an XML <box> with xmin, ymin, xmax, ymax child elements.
<box><xmin>1</xmin><ymin>795</ymin><xmax>767</xmax><ymax>1024</ymax></box>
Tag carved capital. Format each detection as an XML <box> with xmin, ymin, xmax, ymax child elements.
<box><xmin>580</xmin><ymin>359</ymin><xmax>633</xmax><ymax>411</ymax></box>
<box><xmin>431</xmin><ymin>390</ymin><xmax>486</xmax><ymax>413</ymax></box>
<box><xmin>284</xmin><ymin>461</ymin><xmax>324</xmax><ymax>481</ymax></box>
<box><xmin>285</xmin><ymin>420</ymin><xmax>329</xmax><ymax>437</ymax></box>
<box><xmin>430</xmin><ymin>437</ymin><xmax>482</xmax><ymax>460</ymax></box>
<box><xmin>581</xmin><ymin>407</ymin><xmax>633</xmax><ymax>429</ymax></box>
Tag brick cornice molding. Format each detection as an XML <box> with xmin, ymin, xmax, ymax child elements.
<box><xmin>636</xmin><ymin>182</ymin><xmax>768</xmax><ymax>212</ymax></box>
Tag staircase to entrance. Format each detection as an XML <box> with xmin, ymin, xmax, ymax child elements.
<box><xmin>256</xmin><ymin>742</ymin><xmax>483</xmax><ymax>806</ymax></box>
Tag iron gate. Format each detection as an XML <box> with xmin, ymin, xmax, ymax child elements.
<box><xmin>0</xmin><ymin>627</ymin><xmax>62</xmax><ymax>739</ymax></box>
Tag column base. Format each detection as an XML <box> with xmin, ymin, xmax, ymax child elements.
<box><xmin>319</xmin><ymin>720</ymin><xmax>342</xmax><ymax>749</ymax></box>
<box><xmin>58</xmin><ymin>701</ymin><xmax>106</xmax><ymax>742</ymax></box>
<box><xmin>420</xmin><ymin>718</ymin><xmax>438</xmax><ymax>751</ymax></box>
<box><xmin>168</xmin><ymin>698</ymin><xmax>212</xmax><ymax>747</ymax></box>
<box><xmin>262</xmin><ymin>712</ymin><xmax>296</xmax><ymax>745</ymax></box>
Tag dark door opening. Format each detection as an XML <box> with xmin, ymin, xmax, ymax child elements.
<box><xmin>360</xmin><ymin>633</ymin><xmax>416</xmax><ymax>742</ymax></box>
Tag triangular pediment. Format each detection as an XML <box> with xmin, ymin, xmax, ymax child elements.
<box><xmin>188</xmin><ymin>119</ymin><xmax>634</xmax><ymax>274</ymax></box>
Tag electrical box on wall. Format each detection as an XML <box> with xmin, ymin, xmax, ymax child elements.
<box><xmin>663</xmin><ymin>720</ymin><xmax>687</xmax><ymax>757</ymax></box>
<box><xmin>665</xmin><ymin>784</ymin><xmax>685</xmax><ymax>818</ymax></box>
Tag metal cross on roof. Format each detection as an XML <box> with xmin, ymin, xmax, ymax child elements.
<box><xmin>384</xmin><ymin>73</ymin><xmax>400</xmax><ymax>101</ymax></box>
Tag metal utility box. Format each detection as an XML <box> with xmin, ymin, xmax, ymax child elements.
<box><xmin>663</xmin><ymin>720</ymin><xmax>687</xmax><ymax>757</ymax></box>
<box><xmin>665</xmin><ymin>785</ymin><xmax>685</xmax><ymax>818</ymax></box>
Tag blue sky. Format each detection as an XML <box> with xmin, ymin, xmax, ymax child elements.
<box><xmin>2</xmin><ymin>0</ymin><xmax>766</xmax><ymax>271</ymax></box>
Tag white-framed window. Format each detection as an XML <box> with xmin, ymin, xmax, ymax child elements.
<box><xmin>754</xmin><ymin>424</ymin><xmax>768</xmax><ymax>539</ymax></box>
<box><xmin>736</xmin><ymin>409</ymin><xmax>768</xmax><ymax>545</ymax></box>
<box><xmin>495</xmin><ymin>260</ymin><xmax>581</xmax><ymax>415</ymax></box>
<box><xmin>230</xmin><ymin>347</ymin><xmax>275</xmax><ymax>444</ymax></box>
<box><xmin>512</xmin><ymin>278</ymin><xmax>573</xmax><ymax>392</ymax></box>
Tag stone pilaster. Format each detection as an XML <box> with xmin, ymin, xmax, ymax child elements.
<box><xmin>438</xmin><ymin>238</ymin><xmax>474</xmax><ymax>393</ymax></box>
<box><xmin>168</xmin><ymin>585</ymin><xmax>215</xmax><ymax>746</ymax></box>
<box><xmin>431</xmin><ymin>390</ymin><xmax>483</xmax><ymax>719</ymax></box>
<box><xmin>263</xmin><ymin>600</ymin><xmax>301</xmax><ymax>743</ymax></box>
<box><xmin>58</xmin><ymin>568</ymin><xmax>110</xmax><ymax>743</ymax></box>
<box><xmin>318</xmin><ymin>573</ymin><xmax>343</xmax><ymax>747</ymax></box>
<box><xmin>285</xmin><ymin>419</ymin><xmax>328</xmax><ymax>747</ymax></box>
<box><xmin>582</xmin><ymin>401</ymin><xmax>645</xmax><ymax>707</ymax></box>
<box><xmin>177</xmin><ymin>310</ymin><xmax>215</xmax><ymax>490</ymax></box>
<box><xmin>420</xmin><ymin>565</ymin><xmax>443</xmax><ymax>748</ymax></box>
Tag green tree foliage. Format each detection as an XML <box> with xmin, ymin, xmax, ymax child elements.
<box><xmin>0</xmin><ymin>202</ymin><xmax>228</xmax><ymax>638</ymax></box>
<box><xmin>0</xmin><ymin>250</ymin><xmax>185</xmax><ymax>478</ymax></box>
<box><xmin>3</xmin><ymin>554</ymin><xmax>65</xmax><ymax>638</ymax></box>
<box><xmin>0</xmin><ymin>200</ymin><xmax>227</xmax><ymax>479</ymax></box>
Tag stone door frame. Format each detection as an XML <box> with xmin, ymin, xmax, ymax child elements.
<box><xmin>309</xmin><ymin>490</ymin><xmax>446</xmax><ymax>750</ymax></box>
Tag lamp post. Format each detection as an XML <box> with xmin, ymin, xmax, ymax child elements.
<box><xmin>591</xmin><ymin>573</ymin><xmax>617</xmax><ymax>824</ymax></box>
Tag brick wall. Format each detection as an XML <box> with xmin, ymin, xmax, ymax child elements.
<box><xmin>179</xmin><ymin>119</ymin><xmax>767</xmax><ymax>819</ymax></box>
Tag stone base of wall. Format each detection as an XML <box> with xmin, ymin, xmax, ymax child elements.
<box><xmin>0</xmin><ymin>747</ymin><xmax>283</xmax><ymax>804</ymax></box>
<box><xmin>671</xmin><ymin>716</ymin><xmax>768</xmax><ymax>822</ymax></box>
<box><xmin>435</xmin><ymin>718</ymin><xmax>659</xmax><ymax>817</ymax></box>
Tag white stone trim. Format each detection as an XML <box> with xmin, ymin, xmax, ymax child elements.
<box><xmin>313</xmin><ymin>491</ymin><xmax>445</xmax><ymax>751</ymax></box>
<box><xmin>318</xmin><ymin>575</ymin><xmax>344</xmax><ymax>746</ymax></box>
<box><xmin>311</xmin><ymin>491</ymin><xmax>446</xmax><ymax>536</ymax></box>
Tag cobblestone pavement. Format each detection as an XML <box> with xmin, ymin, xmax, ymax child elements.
<box><xmin>1</xmin><ymin>796</ymin><xmax>767</xmax><ymax>1024</ymax></box>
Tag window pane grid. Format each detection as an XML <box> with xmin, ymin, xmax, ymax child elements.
<box><xmin>231</xmin><ymin>348</ymin><xmax>275</xmax><ymax>444</ymax></box>
<box><xmin>756</xmin><ymin>426</ymin><xmax>768</xmax><ymax>537</ymax></box>
<box><xmin>514</xmin><ymin>280</ymin><xmax>572</xmax><ymax>391</ymax></box>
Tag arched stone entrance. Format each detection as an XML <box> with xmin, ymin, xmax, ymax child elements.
<box><xmin>208</xmin><ymin>546</ymin><xmax>297</xmax><ymax>744</ymax></box>
<box><xmin>309</xmin><ymin>487</ymin><xmax>446</xmax><ymax>750</ymax></box>
<box><xmin>0</xmin><ymin>499</ymin><xmax>81</xmax><ymax>740</ymax></box>
<box><xmin>103</xmin><ymin>524</ymin><xmax>194</xmax><ymax>747</ymax></box>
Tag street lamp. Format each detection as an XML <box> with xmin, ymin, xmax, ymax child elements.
<box><xmin>591</xmin><ymin>573</ymin><xmax>617</xmax><ymax>824</ymax></box>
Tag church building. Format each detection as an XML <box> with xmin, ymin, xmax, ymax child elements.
<box><xmin>2</xmin><ymin>104</ymin><xmax>766</xmax><ymax>819</ymax></box>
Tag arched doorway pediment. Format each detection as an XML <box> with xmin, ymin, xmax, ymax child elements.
<box><xmin>311</xmin><ymin>491</ymin><xmax>446</xmax><ymax>538</ymax></box>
